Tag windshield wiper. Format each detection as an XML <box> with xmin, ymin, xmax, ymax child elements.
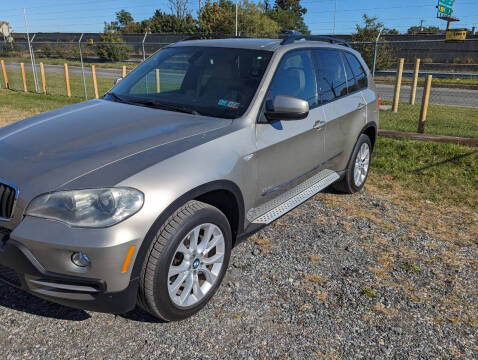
<box><xmin>132</xmin><ymin>99</ymin><xmax>201</xmax><ymax>115</ymax></box>
<box><xmin>107</xmin><ymin>92</ymin><xmax>133</xmax><ymax>105</ymax></box>
<box><xmin>107</xmin><ymin>93</ymin><xmax>200</xmax><ymax>115</ymax></box>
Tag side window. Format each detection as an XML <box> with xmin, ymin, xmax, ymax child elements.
<box><xmin>342</xmin><ymin>52</ymin><xmax>358</xmax><ymax>93</ymax></box>
<box><xmin>313</xmin><ymin>49</ymin><xmax>348</xmax><ymax>105</ymax></box>
<box><xmin>266</xmin><ymin>50</ymin><xmax>317</xmax><ymax>107</ymax></box>
<box><xmin>344</xmin><ymin>52</ymin><xmax>368</xmax><ymax>90</ymax></box>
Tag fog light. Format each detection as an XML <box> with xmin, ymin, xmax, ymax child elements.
<box><xmin>71</xmin><ymin>252</ymin><xmax>91</xmax><ymax>267</ymax></box>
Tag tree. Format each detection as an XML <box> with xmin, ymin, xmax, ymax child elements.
<box><xmin>239</xmin><ymin>0</ymin><xmax>281</xmax><ymax>36</ymax></box>
<box><xmin>168</xmin><ymin>0</ymin><xmax>190</xmax><ymax>21</ymax></box>
<box><xmin>267</xmin><ymin>0</ymin><xmax>309</xmax><ymax>33</ymax></box>
<box><xmin>147</xmin><ymin>9</ymin><xmax>198</xmax><ymax>33</ymax></box>
<box><xmin>104</xmin><ymin>10</ymin><xmax>141</xmax><ymax>33</ymax></box>
<box><xmin>199</xmin><ymin>1</ymin><xmax>280</xmax><ymax>36</ymax></box>
<box><xmin>407</xmin><ymin>25</ymin><xmax>440</xmax><ymax>34</ymax></box>
<box><xmin>352</xmin><ymin>14</ymin><xmax>394</xmax><ymax>70</ymax></box>
<box><xmin>199</xmin><ymin>1</ymin><xmax>234</xmax><ymax>34</ymax></box>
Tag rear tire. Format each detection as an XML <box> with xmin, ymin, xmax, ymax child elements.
<box><xmin>333</xmin><ymin>134</ymin><xmax>372</xmax><ymax>194</ymax></box>
<box><xmin>138</xmin><ymin>200</ymin><xmax>232</xmax><ymax>321</ymax></box>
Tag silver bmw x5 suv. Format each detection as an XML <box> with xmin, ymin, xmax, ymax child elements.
<box><xmin>0</xmin><ymin>33</ymin><xmax>378</xmax><ymax>321</ymax></box>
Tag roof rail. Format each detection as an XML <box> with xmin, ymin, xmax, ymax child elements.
<box><xmin>180</xmin><ymin>33</ymin><xmax>248</xmax><ymax>42</ymax></box>
<box><xmin>280</xmin><ymin>30</ymin><xmax>351</xmax><ymax>47</ymax></box>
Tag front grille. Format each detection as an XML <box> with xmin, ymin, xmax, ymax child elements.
<box><xmin>0</xmin><ymin>264</ymin><xmax>21</xmax><ymax>286</ymax></box>
<box><xmin>0</xmin><ymin>183</ymin><xmax>16</xmax><ymax>219</ymax></box>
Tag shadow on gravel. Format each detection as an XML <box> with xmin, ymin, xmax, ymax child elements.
<box><xmin>0</xmin><ymin>283</ymin><xmax>90</xmax><ymax>321</ymax></box>
<box><xmin>119</xmin><ymin>307</ymin><xmax>165</xmax><ymax>324</ymax></box>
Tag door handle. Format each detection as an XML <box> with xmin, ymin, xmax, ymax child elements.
<box><xmin>357</xmin><ymin>102</ymin><xmax>367</xmax><ymax>110</ymax></box>
<box><xmin>313</xmin><ymin>120</ymin><xmax>326</xmax><ymax>129</ymax></box>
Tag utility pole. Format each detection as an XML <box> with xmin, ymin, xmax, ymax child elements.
<box><xmin>235</xmin><ymin>0</ymin><xmax>238</xmax><ymax>36</ymax></box>
<box><xmin>333</xmin><ymin>0</ymin><xmax>337</xmax><ymax>34</ymax></box>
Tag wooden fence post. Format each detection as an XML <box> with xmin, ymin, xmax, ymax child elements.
<box><xmin>156</xmin><ymin>69</ymin><xmax>160</xmax><ymax>93</ymax></box>
<box><xmin>64</xmin><ymin>63</ymin><xmax>71</xmax><ymax>97</ymax></box>
<box><xmin>409</xmin><ymin>58</ymin><xmax>421</xmax><ymax>105</ymax></box>
<box><xmin>392</xmin><ymin>58</ymin><xmax>404</xmax><ymax>113</ymax></box>
<box><xmin>418</xmin><ymin>75</ymin><xmax>433</xmax><ymax>134</ymax></box>
<box><xmin>92</xmin><ymin>65</ymin><xmax>99</xmax><ymax>99</ymax></box>
<box><xmin>1</xmin><ymin>60</ymin><xmax>8</xmax><ymax>88</ymax></box>
<box><xmin>20</xmin><ymin>63</ymin><xmax>28</xmax><ymax>92</ymax></box>
<box><xmin>122</xmin><ymin>65</ymin><xmax>127</xmax><ymax>78</ymax></box>
<box><xmin>40</xmin><ymin>62</ymin><xmax>47</xmax><ymax>94</ymax></box>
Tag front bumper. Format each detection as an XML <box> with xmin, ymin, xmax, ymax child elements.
<box><xmin>0</xmin><ymin>222</ymin><xmax>141</xmax><ymax>314</ymax></box>
<box><xmin>0</xmin><ymin>236</ymin><xmax>139</xmax><ymax>314</ymax></box>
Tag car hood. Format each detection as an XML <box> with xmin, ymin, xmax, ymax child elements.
<box><xmin>0</xmin><ymin>99</ymin><xmax>231</xmax><ymax>201</ymax></box>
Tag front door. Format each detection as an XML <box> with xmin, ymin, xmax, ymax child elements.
<box><xmin>253</xmin><ymin>49</ymin><xmax>327</xmax><ymax>208</ymax></box>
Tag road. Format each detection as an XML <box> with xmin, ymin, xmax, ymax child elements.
<box><xmin>375</xmin><ymin>83</ymin><xmax>478</xmax><ymax>108</ymax></box>
<box><xmin>5</xmin><ymin>62</ymin><xmax>478</xmax><ymax>108</ymax></box>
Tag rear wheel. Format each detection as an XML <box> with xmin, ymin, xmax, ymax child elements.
<box><xmin>333</xmin><ymin>134</ymin><xmax>372</xmax><ymax>194</ymax></box>
<box><xmin>138</xmin><ymin>200</ymin><xmax>232</xmax><ymax>321</ymax></box>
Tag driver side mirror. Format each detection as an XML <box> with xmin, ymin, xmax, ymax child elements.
<box><xmin>114</xmin><ymin>77</ymin><xmax>123</xmax><ymax>86</ymax></box>
<box><xmin>264</xmin><ymin>95</ymin><xmax>309</xmax><ymax>121</ymax></box>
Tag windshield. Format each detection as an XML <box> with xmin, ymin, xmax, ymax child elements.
<box><xmin>106</xmin><ymin>46</ymin><xmax>273</xmax><ymax>119</ymax></box>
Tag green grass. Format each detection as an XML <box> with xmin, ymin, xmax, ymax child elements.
<box><xmin>361</xmin><ymin>288</ymin><xmax>380</xmax><ymax>298</ymax></box>
<box><xmin>3</xmin><ymin>56</ymin><xmax>140</xmax><ymax>70</ymax></box>
<box><xmin>3</xmin><ymin>67</ymin><xmax>115</xmax><ymax>99</ymax></box>
<box><xmin>375</xmin><ymin>76</ymin><xmax>478</xmax><ymax>86</ymax></box>
<box><xmin>372</xmin><ymin>137</ymin><xmax>478</xmax><ymax>209</ymax></box>
<box><xmin>0</xmin><ymin>89</ymin><xmax>80</xmax><ymax>112</ymax></box>
<box><xmin>380</xmin><ymin>103</ymin><xmax>478</xmax><ymax>139</ymax></box>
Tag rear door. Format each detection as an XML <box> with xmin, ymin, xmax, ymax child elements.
<box><xmin>312</xmin><ymin>49</ymin><xmax>367</xmax><ymax>172</ymax></box>
<box><xmin>254</xmin><ymin>49</ymin><xmax>327</xmax><ymax>205</ymax></box>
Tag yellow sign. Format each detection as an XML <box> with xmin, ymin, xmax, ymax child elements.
<box><xmin>446</xmin><ymin>29</ymin><xmax>467</xmax><ymax>42</ymax></box>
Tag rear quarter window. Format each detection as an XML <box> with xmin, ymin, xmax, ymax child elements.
<box><xmin>344</xmin><ymin>52</ymin><xmax>368</xmax><ymax>90</ymax></box>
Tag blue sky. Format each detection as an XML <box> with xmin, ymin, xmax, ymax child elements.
<box><xmin>2</xmin><ymin>0</ymin><xmax>478</xmax><ymax>34</ymax></box>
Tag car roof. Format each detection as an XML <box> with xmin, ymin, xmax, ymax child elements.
<box><xmin>168</xmin><ymin>38</ymin><xmax>353</xmax><ymax>53</ymax></box>
<box><xmin>169</xmin><ymin>38</ymin><xmax>282</xmax><ymax>51</ymax></box>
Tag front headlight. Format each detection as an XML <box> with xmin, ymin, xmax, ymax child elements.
<box><xmin>26</xmin><ymin>188</ymin><xmax>144</xmax><ymax>228</ymax></box>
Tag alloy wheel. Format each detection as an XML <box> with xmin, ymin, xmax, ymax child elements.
<box><xmin>167</xmin><ymin>223</ymin><xmax>225</xmax><ymax>308</ymax></box>
<box><xmin>353</xmin><ymin>142</ymin><xmax>370</xmax><ymax>187</ymax></box>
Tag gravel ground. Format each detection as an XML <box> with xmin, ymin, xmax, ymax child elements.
<box><xmin>0</xmin><ymin>186</ymin><xmax>477</xmax><ymax>359</ymax></box>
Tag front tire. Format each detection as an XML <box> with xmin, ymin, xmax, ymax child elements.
<box><xmin>333</xmin><ymin>134</ymin><xmax>372</xmax><ymax>194</ymax></box>
<box><xmin>138</xmin><ymin>200</ymin><xmax>232</xmax><ymax>321</ymax></box>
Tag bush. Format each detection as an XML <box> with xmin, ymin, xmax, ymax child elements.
<box><xmin>95</xmin><ymin>33</ymin><xmax>130</xmax><ymax>62</ymax></box>
<box><xmin>0</xmin><ymin>42</ymin><xmax>22</xmax><ymax>57</ymax></box>
<box><xmin>449</xmin><ymin>56</ymin><xmax>475</xmax><ymax>65</ymax></box>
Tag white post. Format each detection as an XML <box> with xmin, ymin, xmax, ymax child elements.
<box><xmin>333</xmin><ymin>0</ymin><xmax>337</xmax><ymax>34</ymax></box>
<box><xmin>24</xmin><ymin>8</ymin><xmax>39</xmax><ymax>93</ymax></box>
<box><xmin>372</xmin><ymin>28</ymin><xmax>383</xmax><ymax>79</ymax></box>
<box><xmin>235</xmin><ymin>0</ymin><xmax>238</xmax><ymax>36</ymax></box>
<box><xmin>78</xmin><ymin>33</ymin><xmax>88</xmax><ymax>100</ymax></box>
<box><xmin>30</xmin><ymin>33</ymin><xmax>40</xmax><ymax>92</ymax></box>
<box><xmin>142</xmin><ymin>33</ymin><xmax>148</xmax><ymax>61</ymax></box>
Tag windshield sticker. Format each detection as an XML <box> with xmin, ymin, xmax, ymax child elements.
<box><xmin>218</xmin><ymin>99</ymin><xmax>240</xmax><ymax>109</ymax></box>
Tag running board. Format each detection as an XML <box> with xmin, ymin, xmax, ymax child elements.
<box><xmin>247</xmin><ymin>169</ymin><xmax>340</xmax><ymax>224</ymax></box>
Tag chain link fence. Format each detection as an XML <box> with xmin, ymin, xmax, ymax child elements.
<box><xmin>1</xmin><ymin>34</ymin><xmax>477</xmax><ymax>138</ymax></box>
